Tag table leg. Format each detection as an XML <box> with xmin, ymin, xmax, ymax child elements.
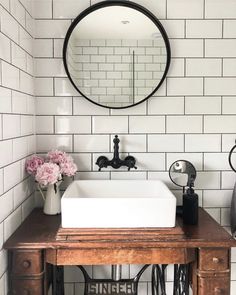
<box><xmin>173</xmin><ymin>264</ymin><xmax>190</xmax><ymax>295</ymax></box>
<box><xmin>190</xmin><ymin>260</ymin><xmax>198</xmax><ymax>295</ymax></box>
<box><xmin>52</xmin><ymin>266</ymin><xmax>64</xmax><ymax>295</ymax></box>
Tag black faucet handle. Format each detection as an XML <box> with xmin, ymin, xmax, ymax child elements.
<box><xmin>96</xmin><ymin>156</ymin><xmax>109</xmax><ymax>171</ymax></box>
<box><xmin>125</xmin><ymin>156</ymin><xmax>137</xmax><ymax>171</ymax></box>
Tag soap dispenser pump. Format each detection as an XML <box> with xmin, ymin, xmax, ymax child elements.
<box><xmin>183</xmin><ymin>185</ymin><xmax>198</xmax><ymax>225</ymax></box>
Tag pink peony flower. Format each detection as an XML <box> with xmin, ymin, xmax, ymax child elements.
<box><xmin>60</xmin><ymin>161</ymin><xmax>77</xmax><ymax>177</ymax></box>
<box><xmin>25</xmin><ymin>155</ymin><xmax>44</xmax><ymax>175</ymax></box>
<box><xmin>35</xmin><ymin>162</ymin><xmax>61</xmax><ymax>186</ymax></box>
<box><xmin>26</xmin><ymin>150</ymin><xmax>77</xmax><ymax>188</ymax></box>
<box><xmin>47</xmin><ymin>150</ymin><xmax>77</xmax><ymax>177</ymax></box>
<box><xmin>47</xmin><ymin>150</ymin><xmax>70</xmax><ymax>165</ymax></box>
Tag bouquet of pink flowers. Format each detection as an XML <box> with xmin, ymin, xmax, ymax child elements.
<box><xmin>25</xmin><ymin>150</ymin><xmax>77</xmax><ymax>187</ymax></box>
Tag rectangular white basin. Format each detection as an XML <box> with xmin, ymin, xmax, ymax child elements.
<box><xmin>61</xmin><ymin>180</ymin><xmax>176</xmax><ymax>228</ymax></box>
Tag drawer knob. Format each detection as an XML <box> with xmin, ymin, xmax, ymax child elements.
<box><xmin>212</xmin><ymin>257</ymin><xmax>220</xmax><ymax>263</ymax></box>
<box><xmin>214</xmin><ymin>287</ymin><xmax>222</xmax><ymax>294</ymax></box>
<box><xmin>22</xmin><ymin>260</ymin><xmax>31</xmax><ymax>268</ymax></box>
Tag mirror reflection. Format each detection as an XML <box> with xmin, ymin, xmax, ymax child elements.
<box><xmin>64</xmin><ymin>3</ymin><xmax>170</xmax><ymax>108</ymax></box>
<box><xmin>169</xmin><ymin>160</ymin><xmax>197</xmax><ymax>188</ymax></box>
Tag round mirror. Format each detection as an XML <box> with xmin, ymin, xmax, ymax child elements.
<box><xmin>169</xmin><ymin>160</ymin><xmax>197</xmax><ymax>188</ymax></box>
<box><xmin>63</xmin><ymin>1</ymin><xmax>171</xmax><ymax>109</ymax></box>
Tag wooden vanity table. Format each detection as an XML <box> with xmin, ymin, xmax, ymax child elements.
<box><xmin>4</xmin><ymin>208</ymin><xmax>236</xmax><ymax>295</ymax></box>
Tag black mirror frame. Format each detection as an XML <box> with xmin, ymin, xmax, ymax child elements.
<box><xmin>63</xmin><ymin>0</ymin><xmax>171</xmax><ymax>109</ymax></box>
<box><xmin>168</xmin><ymin>160</ymin><xmax>197</xmax><ymax>189</ymax></box>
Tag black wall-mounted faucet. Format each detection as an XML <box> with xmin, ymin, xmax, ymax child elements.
<box><xmin>96</xmin><ymin>135</ymin><xmax>137</xmax><ymax>171</ymax></box>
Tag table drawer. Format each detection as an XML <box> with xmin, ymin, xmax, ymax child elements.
<box><xmin>11</xmin><ymin>278</ymin><xmax>43</xmax><ymax>295</ymax></box>
<box><xmin>12</xmin><ymin>250</ymin><xmax>43</xmax><ymax>275</ymax></box>
<box><xmin>199</xmin><ymin>248</ymin><xmax>229</xmax><ymax>271</ymax></box>
<box><xmin>198</xmin><ymin>276</ymin><xmax>230</xmax><ymax>295</ymax></box>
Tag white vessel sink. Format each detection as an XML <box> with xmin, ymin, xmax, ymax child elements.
<box><xmin>61</xmin><ymin>180</ymin><xmax>176</xmax><ymax>228</ymax></box>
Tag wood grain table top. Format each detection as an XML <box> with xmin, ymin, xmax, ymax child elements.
<box><xmin>4</xmin><ymin>208</ymin><xmax>236</xmax><ymax>250</ymax></box>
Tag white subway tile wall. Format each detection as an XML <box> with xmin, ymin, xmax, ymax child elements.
<box><xmin>0</xmin><ymin>0</ymin><xmax>236</xmax><ymax>294</ymax></box>
<box><xmin>34</xmin><ymin>0</ymin><xmax>236</xmax><ymax>291</ymax></box>
<box><xmin>0</xmin><ymin>2</ymin><xmax>35</xmax><ymax>294</ymax></box>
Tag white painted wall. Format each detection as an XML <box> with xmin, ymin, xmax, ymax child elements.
<box><xmin>1</xmin><ymin>0</ymin><xmax>236</xmax><ymax>294</ymax></box>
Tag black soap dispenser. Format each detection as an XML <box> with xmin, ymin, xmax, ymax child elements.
<box><xmin>183</xmin><ymin>185</ymin><xmax>198</xmax><ymax>225</ymax></box>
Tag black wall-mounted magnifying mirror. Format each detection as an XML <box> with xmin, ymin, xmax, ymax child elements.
<box><xmin>169</xmin><ymin>160</ymin><xmax>198</xmax><ymax>225</ymax></box>
<box><xmin>63</xmin><ymin>0</ymin><xmax>171</xmax><ymax>109</ymax></box>
<box><xmin>169</xmin><ymin>160</ymin><xmax>197</xmax><ymax>189</ymax></box>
